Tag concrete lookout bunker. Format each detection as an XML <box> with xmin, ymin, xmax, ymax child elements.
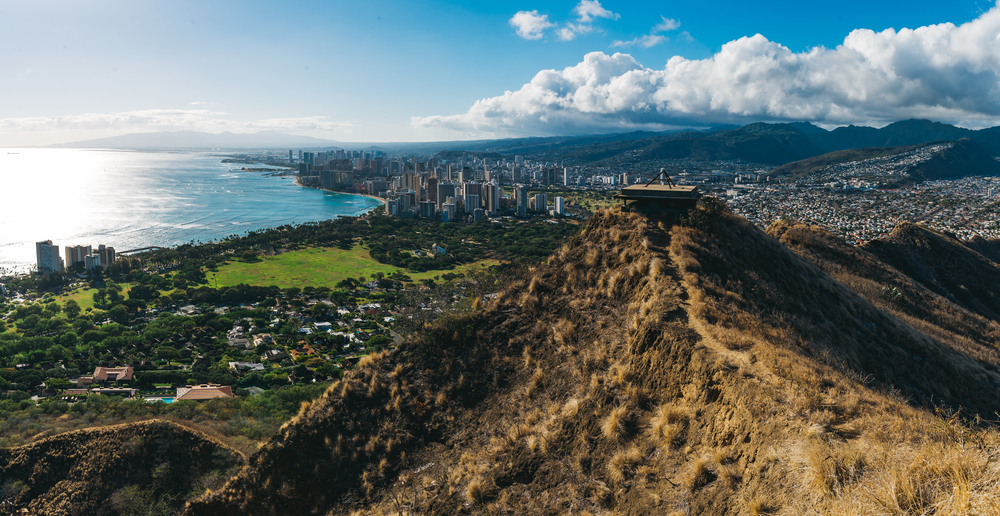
<box><xmin>614</xmin><ymin>169</ymin><xmax>701</xmax><ymax>216</ymax></box>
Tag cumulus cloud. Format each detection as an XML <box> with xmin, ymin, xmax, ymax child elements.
<box><xmin>573</xmin><ymin>0</ymin><xmax>619</xmax><ymax>23</ymax></box>
<box><xmin>0</xmin><ymin>109</ymin><xmax>351</xmax><ymax>134</ymax></box>
<box><xmin>558</xmin><ymin>0</ymin><xmax>619</xmax><ymax>41</ymax></box>
<box><xmin>509</xmin><ymin>10</ymin><xmax>555</xmax><ymax>40</ymax></box>
<box><xmin>415</xmin><ymin>7</ymin><xmax>1000</xmax><ymax>136</ymax></box>
<box><xmin>514</xmin><ymin>1</ymin><xmax>619</xmax><ymax>41</ymax></box>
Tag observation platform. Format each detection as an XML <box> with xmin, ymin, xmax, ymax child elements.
<box><xmin>614</xmin><ymin>169</ymin><xmax>701</xmax><ymax>215</ymax></box>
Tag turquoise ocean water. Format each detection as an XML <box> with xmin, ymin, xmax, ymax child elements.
<box><xmin>0</xmin><ymin>148</ymin><xmax>380</xmax><ymax>273</ymax></box>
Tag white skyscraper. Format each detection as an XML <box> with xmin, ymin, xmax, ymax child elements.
<box><xmin>555</xmin><ymin>196</ymin><xmax>565</xmax><ymax>215</ymax></box>
<box><xmin>65</xmin><ymin>245</ymin><xmax>92</xmax><ymax>269</ymax></box>
<box><xmin>35</xmin><ymin>240</ymin><xmax>63</xmax><ymax>273</ymax></box>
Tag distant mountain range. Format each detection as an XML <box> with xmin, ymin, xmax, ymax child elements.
<box><xmin>46</xmin><ymin>130</ymin><xmax>346</xmax><ymax>149</ymax></box>
<box><xmin>525</xmin><ymin>119</ymin><xmax>1000</xmax><ymax>165</ymax></box>
<box><xmin>42</xmin><ymin>120</ymin><xmax>1000</xmax><ymax>169</ymax></box>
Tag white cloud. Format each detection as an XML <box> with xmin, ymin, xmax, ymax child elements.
<box><xmin>509</xmin><ymin>10</ymin><xmax>555</xmax><ymax>40</ymax></box>
<box><xmin>612</xmin><ymin>15</ymin><xmax>680</xmax><ymax>48</ymax></box>
<box><xmin>573</xmin><ymin>0</ymin><xmax>619</xmax><ymax>23</ymax></box>
<box><xmin>558</xmin><ymin>0</ymin><xmax>620</xmax><ymax>41</ymax></box>
<box><xmin>515</xmin><ymin>1</ymin><xmax>619</xmax><ymax>41</ymax></box>
<box><xmin>653</xmin><ymin>16</ymin><xmax>680</xmax><ymax>32</ymax></box>
<box><xmin>414</xmin><ymin>7</ymin><xmax>1000</xmax><ymax>137</ymax></box>
<box><xmin>611</xmin><ymin>34</ymin><xmax>667</xmax><ymax>48</ymax></box>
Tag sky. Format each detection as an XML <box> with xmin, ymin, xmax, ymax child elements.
<box><xmin>1</xmin><ymin>0</ymin><xmax>997</xmax><ymax>145</ymax></box>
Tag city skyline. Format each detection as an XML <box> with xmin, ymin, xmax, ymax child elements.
<box><xmin>1</xmin><ymin>0</ymin><xmax>997</xmax><ymax>146</ymax></box>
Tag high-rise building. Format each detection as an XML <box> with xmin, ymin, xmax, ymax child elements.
<box><xmin>426</xmin><ymin>177</ymin><xmax>439</xmax><ymax>204</ymax></box>
<box><xmin>563</xmin><ymin>168</ymin><xmax>570</xmax><ymax>186</ymax></box>
<box><xmin>288</xmin><ymin>150</ymin><xmax>293</xmax><ymax>162</ymax></box>
<box><xmin>36</xmin><ymin>240</ymin><xmax>63</xmax><ymax>273</ymax></box>
<box><xmin>97</xmin><ymin>245</ymin><xmax>116</xmax><ymax>267</ymax></box>
<box><xmin>542</xmin><ymin>167</ymin><xmax>559</xmax><ymax>186</ymax></box>
<box><xmin>365</xmin><ymin>180</ymin><xmax>389</xmax><ymax>196</ymax></box>
<box><xmin>65</xmin><ymin>245</ymin><xmax>92</xmax><ymax>269</ymax></box>
<box><xmin>515</xmin><ymin>186</ymin><xmax>528</xmax><ymax>218</ymax></box>
<box><xmin>514</xmin><ymin>155</ymin><xmax>524</xmax><ymax>164</ymax></box>
<box><xmin>533</xmin><ymin>194</ymin><xmax>548</xmax><ymax>213</ymax></box>
<box><xmin>436</xmin><ymin>182</ymin><xmax>456</xmax><ymax>211</ymax></box>
<box><xmin>442</xmin><ymin>203</ymin><xmax>456</xmax><ymax>222</ymax></box>
<box><xmin>464</xmin><ymin>194</ymin><xmax>480</xmax><ymax>212</ymax></box>
<box><xmin>577</xmin><ymin>176</ymin><xmax>586</xmax><ymax>186</ymax></box>
<box><xmin>84</xmin><ymin>253</ymin><xmax>102</xmax><ymax>271</ymax></box>
<box><xmin>419</xmin><ymin>201</ymin><xmax>436</xmax><ymax>219</ymax></box>
<box><xmin>555</xmin><ymin>196</ymin><xmax>565</xmax><ymax>215</ymax></box>
<box><xmin>484</xmin><ymin>182</ymin><xmax>501</xmax><ymax>214</ymax></box>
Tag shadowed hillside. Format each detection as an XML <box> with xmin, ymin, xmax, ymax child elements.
<box><xmin>863</xmin><ymin>223</ymin><xmax>1000</xmax><ymax>321</ymax></box>
<box><xmin>172</xmin><ymin>204</ymin><xmax>1000</xmax><ymax>516</ymax></box>
<box><xmin>769</xmin><ymin>220</ymin><xmax>1000</xmax><ymax>363</ymax></box>
<box><xmin>0</xmin><ymin>420</ymin><xmax>243</xmax><ymax>515</ymax></box>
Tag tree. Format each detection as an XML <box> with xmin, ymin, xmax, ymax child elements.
<box><xmin>63</xmin><ymin>299</ymin><xmax>81</xmax><ymax>319</ymax></box>
<box><xmin>128</xmin><ymin>284</ymin><xmax>160</xmax><ymax>301</ymax></box>
<box><xmin>366</xmin><ymin>334</ymin><xmax>393</xmax><ymax>351</ymax></box>
<box><xmin>59</xmin><ymin>331</ymin><xmax>79</xmax><ymax>347</ymax></box>
<box><xmin>156</xmin><ymin>346</ymin><xmax>181</xmax><ymax>361</ymax></box>
<box><xmin>43</xmin><ymin>302</ymin><xmax>61</xmax><ymax>316</ymax></box>
<box><xmin>45</xmin><ymin>378</ymin><xmax>73</xmax><ymax>391</ymax></box>
<box><xmin>108</xmin><ymin>305</ymin><xmax>128</xmax><ymax>324</ymax></box>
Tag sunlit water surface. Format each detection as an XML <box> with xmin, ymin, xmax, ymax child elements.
<box><xmin>0</xmin><ymin>148</ymin><xmax>379</xmax><ymax>273</ymax></box>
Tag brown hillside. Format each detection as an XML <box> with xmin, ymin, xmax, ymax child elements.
<box><xmin>862</xmin><ymin>223</ymin><xmax>1000</xmax><ymax>321</ymax></box>
<box><xmin>0</xmin><ymin>419</ymin><xmax>243</xmax><ymax>516</ymax></box>
<box><xmin>180</xmin><ymin>205</ymin><xmax>1000</xmax><ymax>516</ymax></box>
<box><xmin>768</xmin><ymin>220</ymin><xmax>1000</xmax><ymax>368</ymax></box>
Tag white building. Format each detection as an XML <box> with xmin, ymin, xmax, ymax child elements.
<box><xmin>64</xmin><ymin>245</ymin><xmax>91</xmax><ymax>268</ymax></box>
<box><xmin>555</xmin><ymin>196</ymin><xmax>565</xmax><ymax>215</ymax></box>
<box><xmin>84</xmin><ymin>253</ymin><xmax>102</xmax><ymax>271</ymax></box>
<box><xmin>35</xmin><ymin>240</ymin><xmax>63</xmax><ymax>273</ymax></box>
<box><xmin>442</xmin><ymin>202</ymin><xmax>456</xmax><ymax>222</ymax></box>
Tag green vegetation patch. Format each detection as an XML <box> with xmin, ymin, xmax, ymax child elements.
<box><xmin>212</xmin><ymin>246</ymin><xmax>396</xmax><ymax>289</ymax></box>
<box><xmin>212</xmin><ymin>245</ymin><xmax>498</xmax><ymax>289</ymax></box>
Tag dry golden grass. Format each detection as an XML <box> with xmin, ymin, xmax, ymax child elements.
<box><xmin>684</xmin><ymin>457</ymin><xmax>714</xmax><ymax>489</ymax></box>
<box><xmin>178</xmin><ymin>208</ymin><xmax>1000</xmax><ymax>516</ymax></box>
<box><xmin>607</xmin><ymin>446</ymin><xmax>643</xmax><ymax>484</ymax></box>
<box><xmin>601</xmin><ymin>406</ymin><xmax>629</xmax><ymax>440</ymax></box>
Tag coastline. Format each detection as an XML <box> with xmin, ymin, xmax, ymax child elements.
<box><xmin>0</xmin><ymin>151</ymin><xmax>385</xmax><ymax>274</ymax></box>
<box><xmin>293</xmin><ymin>177</ymin><xmax>387</xmax><ymax>208</ymax></box>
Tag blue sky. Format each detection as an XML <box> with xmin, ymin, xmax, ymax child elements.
<box><xmin>0</xmin><ymin>0</ymin><xmax>995</xmax><ymax>144</ymax></box>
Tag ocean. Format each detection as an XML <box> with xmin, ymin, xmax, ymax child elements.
<box><xmin>0</xmin><ymin>148</ymin><xmax>380</xmax><ymax>273</ymax></box>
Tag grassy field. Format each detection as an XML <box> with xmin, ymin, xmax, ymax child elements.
<box><xmin>53</xmin><ymin>283</ymin><xmax>133</xmax><ymax>312</ymax></box>
<box><xmin>212</xmin><ymin>246</ymin><xmax>499</xmax><ymax>289</ymax></box>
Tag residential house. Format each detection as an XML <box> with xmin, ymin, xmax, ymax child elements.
<box><xmin>175</xmin><ymin>384</ymin><xmax>233</xmax><ymax>401</ymax></box>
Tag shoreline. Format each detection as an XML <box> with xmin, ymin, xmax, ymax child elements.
<box><xmin>293</xmin><ymin>177</ymin><xmax>387</xmax><ymax>209</ymax></box>
<box><xmin>1</xmin><ymin>177</ymin><xmax>385</xmax><ymax>278</ymax></box>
